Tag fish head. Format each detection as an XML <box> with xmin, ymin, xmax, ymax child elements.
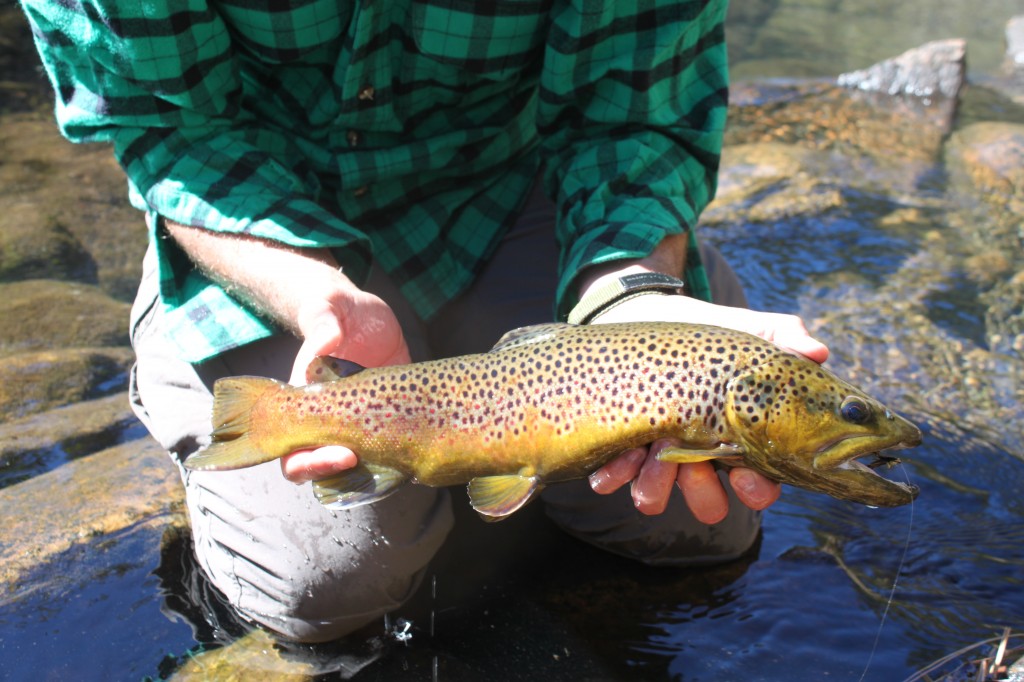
<box><xmin>725</xmin><ymin>354</ymin><xmax>922</xmax><ymax>507</ymax></box>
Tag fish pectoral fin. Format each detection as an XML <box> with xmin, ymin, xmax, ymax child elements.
<box><xmin>305</xmin><ymin>356</ymin><xmax>366</xmax><ymax>383</ymax></box>
<box><xmin>655</xmin><ymin>443</ymin><xmax>746</xmax><ymax>464</ymax></box>
<box><xmin>489</xmin><ymin>323</ymin><xmax>569</xmax><ymax>352</ymax></box>
<box><xmin>467</xmin><ymin>474</ymin><xmax>542</xmax><ymax>521</ymax></box>
<box><xmin>312</xmin><ymin>463</ymin><xmax>408</xmax><ymax>510</ymax></box>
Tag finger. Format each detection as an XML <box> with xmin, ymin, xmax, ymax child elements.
<box><xmin>290</xmin><ymin>316</ymin><xmax>344</xmax><ymax>385</ymax></box>
<box><xmin>589</xmin><ymin>447</ymin><xmax>646</xmax><ymax>494</ymax></box>
<box><xmin>676</xmin><ymin>460</ymin><xmax>730</xmax><ymax>525</ymax></box>
<box><xmin>280</xmin><ymin>445</ymin><xmax>358</xmax><ymax>484</ymax></box>
<box><xmin>729</xmin><ymin>467</ymin><xmax>781</xmax><ymax>511</ymax></box>
<box><xmin>631</xmin><ymin>442</ymin><xmax>680</xmax><ymax>515</ymax></box>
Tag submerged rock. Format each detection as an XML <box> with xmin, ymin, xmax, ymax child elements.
<box><xmin>945</xmin><ymin>121</ymin><xmax>1024</xmax><ymax>213</ymax></box>
<box><xmin>0</xmin><ymin>436</ymin><xmax>182</xmax><ymax>594</ymax></box>
<box><xmin>837</xmin><ymin>38</ymin><xmax>967</xmax><ymax>100</ymax></box>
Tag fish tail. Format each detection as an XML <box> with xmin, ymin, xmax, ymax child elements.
<box><xmin>183</xmin><ymin>376</ymin><xmax>287</xmax><ymax>471</ymax></box>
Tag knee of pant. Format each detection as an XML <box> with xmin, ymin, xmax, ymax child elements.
<box><xmin>248</xmin><ymin>562</ymin><xmax>429</xmax><ymax>643</ymax></box>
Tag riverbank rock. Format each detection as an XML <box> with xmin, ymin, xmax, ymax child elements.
<box><xmin>945</xmin><ymin>121</ymin><xmax>1024</xmax><ymax>213</ymax></box>
<box><xmin>0</xmin><ymin>436</ymin><xmax>183</xmax><ymax>595</ymax></box>
<box><xmin>0</xmin><ymin>201</ymin><xmax>96</xmax><ymax>283</ymax></box>
<box><xmin>837</xmin><ymin>38</ymin><xmax>967</xmax><ymax>100</ymax></box>
<box><xmin>0</xmin><ymin>392</ymin><xmax>143</xmax><ymax>487</ymax></box>
<box><xmin>0</xmin><ymin>347</ymin><xmax>134</xmax><ymax>421</ymax></box>
<box><xmin>0</xmin><ymin>280</ymin><xmax>129</xmax><ymax>354</ymax></box>
<box><xmin>0</xmin><ymin>114</ymin><xmax>148</xmax><ymax>300</ymax></box>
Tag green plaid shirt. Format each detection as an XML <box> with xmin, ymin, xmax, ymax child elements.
<box><xmin>23</xmin><ymin>0</ymin><xmax>723</xmax><ymax>362</ymax></box>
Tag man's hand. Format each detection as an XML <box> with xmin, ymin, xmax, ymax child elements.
<box><xmin>164</xmin><ymin>220</ymin><xmax>409</xmax><ymax>485</ymax></box>
<box><xmin>281</xmin><ymin>288</ymin><xmax>411</xmax><ymax>484</ymax></box>
<box><xmin>578</xmin><ymin>236</ymin><xmax>829</xmax><ymax>524</ymax></box>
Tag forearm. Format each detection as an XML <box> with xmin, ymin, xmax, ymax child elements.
<box><xmin>164</xmin><ymin>219</ymin><xmax>356</xmax><ymax>337</ymax></box>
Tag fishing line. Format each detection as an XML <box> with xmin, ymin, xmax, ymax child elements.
<box><xmin>857</xmin><ymin>463</ymin><xmax>916</xmax><ymax>682</ymax></box>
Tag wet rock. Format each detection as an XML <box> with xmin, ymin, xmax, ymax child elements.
<box><xmin>706</xmin><ymin>143</ymin><xmax>847</xmax><ymax>224</ymax></box>
<box><xmin>945</xmin><ymin>121</ymin><xmax>1024</xmax><ymax>213</ymax></box>
<box><xmin>727</xmin><ymin>80</ymin><xmax>955</xmax><ymax>165</ymax></box>
<box><xmin>0</xmin><ymin>392</ymin><xmax>144</xmax><ymax>487</ymax></box>
<box><xmin>837</xmin><ymin>39</ymin><xmax>967</xmax><ymax>100</ymax></box>
<box><xmin>0</xmin><ymin>436</ymin><xmax>183</xmax><ymax>593</ymax></box>
<box><xmin>0</xmin><ymin>5</ymin><xmax>51</xmax><ymax>113</ymax></box>
<box><xmin>0</xmin><ymin>202</ymin><xmax>97</xmax><ymax>283</ymax></box>
<box><xmin>0</xmin><ymin>279</ymin><xmax>129</xmax><ymax>354</ymax></box>
<box><xmin>0</xmin><ymin>347</ymin><xmax>134</xmax><ymax>421</ymax></box>
<box><xmin>0</xmin><ymin>114</ymin><xmax>148</xmax><ymax>301</ymax></box>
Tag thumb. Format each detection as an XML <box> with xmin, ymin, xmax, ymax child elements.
<box><xmin>289</xmin><ymin>315</ymin><xmax>343</xmax><ymax>385</ymax></box>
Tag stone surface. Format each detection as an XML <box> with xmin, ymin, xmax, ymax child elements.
<box><xmin>0</xmin><ymin>279</ymin><xmax>130</xmax><ymax>355</ymax></box>
<box><xmin>837</xmin><ymin>38</ymin><xmax>967</xmax><ymax>99</ymax></box>
<box><xmin>945</xmin><ymin>121</ymin><xmax>1024</xmax><ymax>212</ymax></box>
<box><xmin>0</xmin><ymin>114</ymin><xmax>148</xmax><ymax>301</ymax></box>
<box><xmin>0</xmin><ymin>437</ymin><xmax>183</xmax><ymax>594</ymax></box>
<box><xmin>0</xmin><ymin>346</ymin><xmax>135</xmax><ymax>420</ymax></box>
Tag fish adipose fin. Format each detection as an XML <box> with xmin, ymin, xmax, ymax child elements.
<box><xmin>184</xmin><ymin>377</ymin><xmax>286</xmax><ymax>471</ymax></box>
<box><xmin>467</xmin><ymin>474</ymin><xmax>542</xmax><ymax>521</ymax></box>
<box><xmin>489</xmin><ymin>323</ymin><xmax>569</xmax><ymax>352</ymax></box>
<box><xmin>306</xmin><ymin>356</ymin><xmax>366</xmax><ymax>383</ymax></box>
<box><xmin>312</xmin><ymin>463</ymin><xmax>408</xmax><ymax>509</ymax></box>
<box><xmin>656</xmin><ymin>443</ymin><xmax>746</xmax><ymax>465</ymax></box>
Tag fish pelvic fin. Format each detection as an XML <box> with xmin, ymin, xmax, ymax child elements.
<box><xmin>655</xmin><ymin>443</ymin><xmax>746</xmax><ymax>465</ymax></box>
<box><xmin>467</xmin><ymin>474</ymin><xmax>542</xmax><ymax>522</ymax></box>
<box><xmin>183</xmin><ymin>376</ymin><xmax>286</xmax><ymax>471</ymax></box>
<box><xmin>305</xmin><ymin>356</ymin><xmax>366</xmax><ymax>383</ymax></box>
<box><xmin>312</xmin><ymin>463</ymin><xmax>408</xmax><ymax>509</ymax></box>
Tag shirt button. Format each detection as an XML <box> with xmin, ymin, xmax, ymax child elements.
<box><xmin>357</xmin><ymin>86</ymin><xmax>375</xmax><ymax>101</ymax></box>
<box><xmin>346</xmin><ymin>130</ymin><xmax>360</xmax><ymax>146</ymax></box>
<box><xmin>354</xmin><ymin>186</ymin><xmax>369</xmax><ymax>198</ymax></box>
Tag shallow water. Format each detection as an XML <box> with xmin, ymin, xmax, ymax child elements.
<box><xmin>2</xmin><ymin>0</ymin><xmax>1023</xmax><ymax>680</ymax></box>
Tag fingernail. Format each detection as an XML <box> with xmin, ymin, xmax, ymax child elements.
<box><xmin>733</xmin><ymin>470</ymin><xmax>758</xmax><ymax>497</ymax></box>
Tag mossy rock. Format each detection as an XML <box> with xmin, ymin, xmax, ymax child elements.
<box><xmin>0</xmin><ymin>280</ymin><xmax>130</xmax><ymax>354</ymax></box>
<box><xmin>945</xmin><ymin>121</ymin><xmax>1024</xmax><ymax>213</ymax></box>
<box><xmin>0</xmin><ymin>346</ymin><xmax>135</xmax><ymax>420</ymax></box>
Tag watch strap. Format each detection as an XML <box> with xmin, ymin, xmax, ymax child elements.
<box><xmin>568</xmin><ymin>272</ymin><xmax>686</xmax><ymax>325</ymax></box>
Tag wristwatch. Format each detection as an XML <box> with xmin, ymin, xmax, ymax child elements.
<box><xmin>567</xmin><ymin>272</ymin><xmax>686</xmax><ymax>325</ymax></box>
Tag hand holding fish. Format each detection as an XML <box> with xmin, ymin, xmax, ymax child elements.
<box><xmin>282</xmin><ymin>287</ymin><xmax>411</xmax><ymax>483</ymax></box>
<box><xmin>581</xmin><ymin>279</ymin><xmax>829</xmax><ymax>524</ymax></box>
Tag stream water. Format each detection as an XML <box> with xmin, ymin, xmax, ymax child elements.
<box><xmin>1</xmin><ymin>0</ymin><xmax>1023</xmax><ymax>680</ymax></box>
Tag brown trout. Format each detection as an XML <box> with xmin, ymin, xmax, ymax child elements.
<box><xmin>184</xmin><ymin>322</ymin><xmax>922</xmax><ymax>519</ymax></box>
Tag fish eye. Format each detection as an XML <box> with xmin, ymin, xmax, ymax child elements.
<box><xmin>840</xmin><ymin>396</ymin><xmax>871</xmax><ymax>424</ymax></box>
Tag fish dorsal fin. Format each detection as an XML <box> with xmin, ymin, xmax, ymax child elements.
<box><xmin>467</xmin><ymin>474</ymin><xmax>542</xmax><ymax>521</ymax></box>
<box><xmin>655</xmin><ymin>443</ymin><xmax>746</xmax><ymax>465</ymax></box>
<box><xmin>306</xmin><ymin>356</ymin><xmax>366</xmax><ymax>384</ymax></box>
<box><xmin>312</xmin><ymin>463</ymin><xmax>408</xmax><ymax>509</ymax></box>
<box><xmin>489</xmin><ymin>323</ymin><xmax>569</xmax><ymax>353</ymax></box>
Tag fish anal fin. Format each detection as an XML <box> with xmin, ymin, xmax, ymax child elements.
<box><xmin>655</xmin><ymin>443</ymin><xmax>746</xmax><ymax>465</ymax></box>
<box><xmin>312</xmin><ymin>463</ymin><xmax>408</xmax><ymax>509</ymax></box>
<box><xmin>489</xmin><ymin>323</ymin><xmax>569</xmax><ymax>353</ymax></box>
<box><xmin>306</xmin><ymin>356</ymin><xmax>366</xmax><ymax>384</ymax></box>
<box><xmin>467</xmin><ymin>474</ymin><xmax>541</xmax><ymax>521</ymax></box>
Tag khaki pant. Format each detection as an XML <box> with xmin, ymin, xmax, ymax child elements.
<box><xmin>129</xmin><ymin>183</ymin><xmax>759</xmax><ymax>642</ymax></box>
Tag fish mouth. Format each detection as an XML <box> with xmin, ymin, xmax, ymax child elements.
<box><xmin>811</xmin><ymin>427</ymin><xmax>922</xmax><ymax>507</ymax></box>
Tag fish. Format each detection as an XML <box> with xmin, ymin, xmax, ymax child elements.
<box><xmin>183</xmin><ymin>322</ymin><xmax>922</xmax><ymax>520</ymax></box>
